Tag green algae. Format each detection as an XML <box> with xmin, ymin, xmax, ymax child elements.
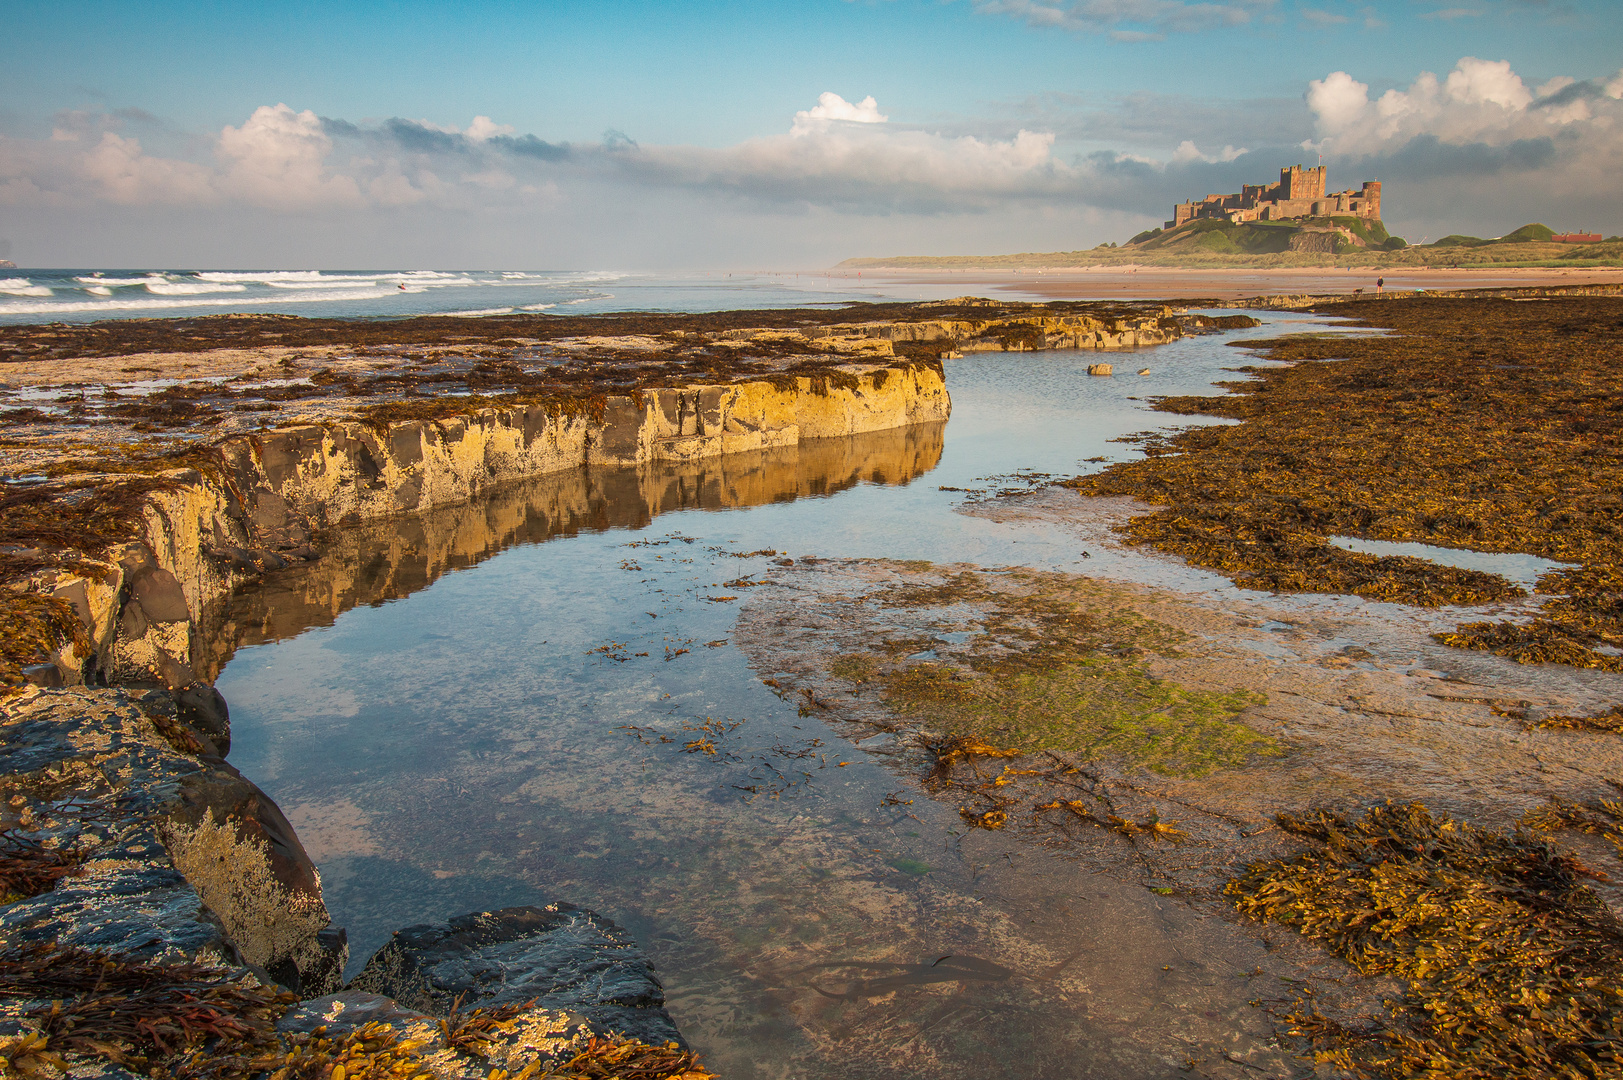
<box><xmin>829</xmin><ymin>569</ymin><xmax>1278</xmax><ymax>778</ymax></box>
<box><xmin>879</xmin><ymin>655</ymin><xmax>1269</xmax><ymax>778</ymax></box>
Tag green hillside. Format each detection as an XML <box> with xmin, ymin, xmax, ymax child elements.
<box><xmin>840</xmin><ymin>219</ymin><xmax>1623</xmax><ymax>270</ymax></box>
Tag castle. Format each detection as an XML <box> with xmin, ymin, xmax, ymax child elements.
<box><xmin>1167</xmin><ymin>165</ymin><xmax>1381</xmax><ymax>229</ymax></box>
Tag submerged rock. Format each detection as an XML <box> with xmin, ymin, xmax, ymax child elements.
<box><xmin>351</xmin><ymin>904</ymin><xmax>684</xmax><ymax>1049</ymax></box>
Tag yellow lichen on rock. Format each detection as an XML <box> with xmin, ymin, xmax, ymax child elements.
<box><xmin>162</xmin><ymin>808</ymin><xmax>331</xmax><ymax>975</ymax></box>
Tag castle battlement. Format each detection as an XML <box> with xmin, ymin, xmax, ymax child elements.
<box><xmin>1167</xmin><ymin>165</ymin><xmax>1380</xmax><ymax>229</ymax></box>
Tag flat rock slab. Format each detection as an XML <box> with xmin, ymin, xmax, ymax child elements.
<box><xmin>352</xmin><ymin>905</ymin><xmax>683</xmax><ymax>1049</ymax></box>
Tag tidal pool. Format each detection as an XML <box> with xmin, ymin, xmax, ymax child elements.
<box><xmin>214</xmin><ymin>317</ymin><xmax>1367</xmax><ymax>1079</ymax></box>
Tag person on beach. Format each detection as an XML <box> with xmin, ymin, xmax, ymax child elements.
<box><xmin>1377</xmin><ymin>277</ymin><xmax>1384</xmax><ymax>292</ymax></box>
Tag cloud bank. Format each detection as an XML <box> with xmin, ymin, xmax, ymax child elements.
<box><xmin>2</xmin><ymin>56</ymin><xmax>1620</xmax><ymax>264</ymax></box>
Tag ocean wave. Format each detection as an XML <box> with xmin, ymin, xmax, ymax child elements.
<box><xmin>444</xmin><ymin>307</ymin><xmax>515</xmax><ymax>317</ymax></box>
<box><xmin>519</xmin><ymin>303</ymin><xmax>556</xmax><ymax>311</ymax></box>
<box><xmin>0</xmin><ymin>287</ymin><xmax>401</xmax><ymax>316</ymax></box>
<box><xmin>145</xmin><ymin>280</ymin><xmax>249</xmax><ymax>295</ymax></box>
<box><xmin>74</xmin><ymin>275</ymin><xmax>164</xmax><ymax>286</ymax></box>
<box><xmin>265</xmin><ymin>279</ymin><xmax>378</xmax><ymax>290</ymax></box>
<box><xmin>84</xmin><ymin>286</ymin><xmax>113</xmax><ymax>296</ymax></box>
<box><xmin>0</xmin><ymin>279</ymin><xmax>53</xmax><ymax>297</ymax></box>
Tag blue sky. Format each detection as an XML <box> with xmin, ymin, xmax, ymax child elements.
<box><xmin>1</xmin><ymin>0</ymin><xmax>1618</xmax><ymax>267</ymax></box>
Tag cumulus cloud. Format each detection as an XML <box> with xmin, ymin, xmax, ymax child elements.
<box><xmin>4</xmin><ymin>65</ymin><xmax>1621</xmax><ymax>245</ymax></box>
<box><xmin>1296</xmin><ymin>57</ymin><xmax>1623</xmax><ymax>237</ymax></box>
<box><xmin>1170</xmin><ymin>140</ymin><xmax>1248</xmax><ymax>163</ymax></box>
<box><xmin>1305</xmin><ymin>57</ymin><xmax>1616</xmax><ymax>157</ymax></box>
<box><xmin>791</xmin><ymin>93</ymin><xmax>888</xmax><ymax>134</ymax></box>
<box><xmin>218</xmin><ymin>104</ymin><xmax>362</xmax><ymax>209</ymax></box>
<box><xmin>621</xmin><ymin>93</ymin><xmax>1068</xmax><ymax>211</ymax></box>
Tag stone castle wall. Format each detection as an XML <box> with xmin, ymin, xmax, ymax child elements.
<box><xmin>1169</xmin><ymin>165</ymin><xmax>1381</xmax><ymax>229</ymax></box>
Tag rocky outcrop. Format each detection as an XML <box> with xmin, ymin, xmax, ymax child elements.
<box><xmin>0</xmin><ymin>685</ymin><xmax>345</xmax><ymax>994</ymax></box>
<box><xmin>797</xmin><ymin>304</ymin><xmax>1184</xmax><ymax>353</ymax></box>
<box><xmin>351</xmin><ymin>906</ymin><xmax>684</xmax><ymax>1050</ymax></box>
<box><xmin>0</xmin><ymin>361</ymin><xmax>953</xmax><ymax>1071</ymax></box>
<box><xmin>25</xmin><ymin>362</ymin><xmax>949</xmax><ymax>698</ymax></box>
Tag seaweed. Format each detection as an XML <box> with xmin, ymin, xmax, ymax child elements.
<box><xmin>1067</xmin><ymin>296</ymin><xmax>1623</xmax><ymax>671</ymax></box>
<box><xmin>0</xmin><ymin>830</ymin><xmax>83</xmax><ymax>902</ymax></box>
<box><xmin>0</xmin><ymin>592</ymin><xmax>87</xmax><ymax>689</ymax></box>
<box><xmin>0</xmin><ymin>942</ymin><xmax>713</xmax><ymax>1080</ymax></box>
<box><xmin>1226</xmin><ymin>801</ymin><xmax>1623</xmax><ymax>1079</ymax></box>
<box><xmin>0</xmin><ymin>943</ymin><xmax>293</xmax><ymax>1073</ymax></box>
<box><xmin>1535</xmin><ymin>706</ymin><xmax>1623</xmax><ymax>733</ymax></box>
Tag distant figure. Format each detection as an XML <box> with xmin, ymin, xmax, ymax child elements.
<box><xmin>1376</xmin><ymin>277</ymin><xmax>1384</xmax><ymax>292</ymax></box>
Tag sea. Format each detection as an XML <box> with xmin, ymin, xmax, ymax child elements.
<box><xmin>0</xmin><ymin>268</ymin><xmax>993</xmax><ymax>324</ymax></box>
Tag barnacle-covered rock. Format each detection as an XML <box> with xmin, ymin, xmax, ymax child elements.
<box><xmin>0</xmin><ymin>685</ymin><xmax>343</xmax><ymax>994</ymax></box>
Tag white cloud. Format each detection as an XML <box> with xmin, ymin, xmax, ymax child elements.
<box><xmin>217</xmin><ymin>104</ymin><xmax>363</xmax><ymax>210</ymax></box>
<box><xmin>82</xmin><ymin>132</ymin><xmax>216</xmax><ymax>205</ymax></box>
<box><xmin>1300</xmin><ymin>7</ymin><xmax>1350</xmax><ymax>26</ymax></box>
<box><xmin>629</xmin><ymin>94</ymin><xmax>1063</xmax><ymax>210</ymax></box>
<box><xmin>1171</xmin><ymin>139</ymin><xmax>1248</xmax><ymax>162</ymax></box>
<box><xmin>1303</xmin><ymin>57</ymin><xmax>1605</xmax><ymax>156</ymax></box>
<box><xmin>464</xmin><ymin>116</ymin><xmax>515</xmax><ymax>142</ymax></box>
<box><xmin>791</xmin><ymin>93</ymin><xmax>888</xmax><ymax>135</ymax></box>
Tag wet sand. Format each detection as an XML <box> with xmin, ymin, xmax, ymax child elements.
<box><xmin>858</xmin><ymin>265</ymin><xmax>1623</xmax><ymax>302</ymax></box>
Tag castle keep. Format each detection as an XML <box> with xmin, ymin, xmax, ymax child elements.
<box><xmin>1167</xmin><ymin>165</ymin><xmax>1381</xmax><ymax>229</ymax></box>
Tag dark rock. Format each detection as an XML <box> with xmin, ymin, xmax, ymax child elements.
<box><xmin>267</xmin><ymin>926</ymin><xmax>348</xmax><ymax>999</ymax></box>
<box><xmin>277</xmin><ymin>990</ymin><xmax>438</xmax><ymax>1041</ymax></box>
<box><xmin>352</xmin><ymin>905</ymin><xmax>684</xmax><ymax>1048</ymax></box>
<box><xmin>250</xmin><ymin>488</ymin><xmax>289</xmax><ymax>531</ymax></box>
<box><xmin>173</xmin><ymin>680</ymin><xmax>230</xmax><ymax>754</ymax></box>
<box><xmin>0</xmin><ymin>687</ymin><xmax>338</xmax><ymax>990</ymax></box>
<box><xmin>117</xmin><ymin>599</ymin><xmax>149</xmax><ymax>641</ymax></box>
<box><xmin>173</xmin><ymin>757</ymin><xmax>324</xmax><ymax>915</ymax></box>
<box><xmin>0</xmin><ymin>825</ymin><xmax>233</xmax><ymax>963</ymax></box>
<box><xmin>20</xmin><ymin>663</ymin><xmax>61</xmax><ymax>688</ymax></box>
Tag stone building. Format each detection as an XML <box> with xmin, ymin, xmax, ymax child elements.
<box><xmin>1167</xmin><ymin>166</ymin><xmax>1381</xmax><ymax>229</ymax></box>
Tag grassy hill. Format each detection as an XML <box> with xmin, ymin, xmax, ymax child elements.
<box><xmin>839</xmin><ymin>220</ymin><xmax>1623</xmax><ymax>271</ymax></box>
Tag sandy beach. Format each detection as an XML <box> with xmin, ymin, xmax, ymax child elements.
<box><xmin>856</xmin><ymin>264</ymin><xmax>1623</xmax><ymax>302</ymax></box>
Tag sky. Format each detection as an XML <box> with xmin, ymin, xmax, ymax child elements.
<box><xmin>1</xmin><ymin>0</ymin><xmax>1618</xmax><ymax>269</ymax></box>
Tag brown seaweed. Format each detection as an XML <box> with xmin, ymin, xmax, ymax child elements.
<box><xmin>1067</xmin><ymin>296</ymin><xmax>1623</xmax><ymax>677</ymax></box>
<box><xmin>1227</xmin><ymin>801</ymin><xmax>1623</xmax><ymax>1078</ymax></box>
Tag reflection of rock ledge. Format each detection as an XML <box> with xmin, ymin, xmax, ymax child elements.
<box><xmin>198</xmin><ymin>422</ymin><xmax>945</xmax><ymax>678</ymax></box>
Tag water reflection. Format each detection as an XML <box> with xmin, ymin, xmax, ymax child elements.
<box><xmin>199</xmin><ymin>423</ymin><xmax>945</xmax><ymax>681</ymax></box>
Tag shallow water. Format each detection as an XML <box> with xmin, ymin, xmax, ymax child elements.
<box><xmin>215</xmin><ymin>316</ymin><xmax>1375</xmax><ymax>1078</ymax></box>
<box><xmin>1326</xmin><ymin>534</ymin><xmax>1574</xmax><ymax>592</ymax></box>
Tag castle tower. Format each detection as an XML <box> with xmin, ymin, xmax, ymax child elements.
<box><xmin>1360</xmin><ymin>180</ymin><xmax>1381</xmax><ymax>220</ymax></box>
<box><xmin>1279</xmin><ymin>164</ymin><xmax>1327</xmax><ymax>201</ymax></box>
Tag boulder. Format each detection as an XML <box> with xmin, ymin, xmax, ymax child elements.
<box><xmin>351</xmin><ymin>905</ymin><xmax>684</xmax><ymax>1049</ymax></box>
<box><xmin>0</xmin><ymin>687</ymin><xmax>342</xmax><ymax>995</ymax></box>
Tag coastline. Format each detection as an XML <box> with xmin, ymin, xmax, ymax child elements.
<box><xmin>7</xmin><ymin>286</ymin><xmax>1623</xmax><ymax>1076</ymax></box>
<box><xmin>855</xmin><ymin>264</ymin><xmax>1623</xmax><ymax>301</ymax></box>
